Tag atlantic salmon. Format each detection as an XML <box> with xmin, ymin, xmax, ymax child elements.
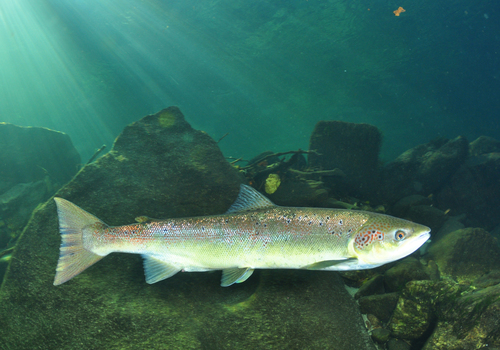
<box><xmin>53</xmin><ymin>185</ymin><xmax>430</xmax><ymax>286</ymax></box>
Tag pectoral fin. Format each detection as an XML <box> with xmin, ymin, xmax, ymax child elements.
<box><xmin>142</xmin><ymin>255</ymin><xmax>181</xmax><ymax>284</ymax></box>
<box><xmin>303</xmin><ymin>258</ymin><xmax>358</xmax><ymax>270</ymax></box>
<box><xmin>221</xmin><ymin>267</ymin><xmax>255</xmax><ymax>287</ymax></box>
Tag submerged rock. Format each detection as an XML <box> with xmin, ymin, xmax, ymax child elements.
<box><xmin>381</xmin><ymin>136</ymin><xmax>468</xmax><ymax>203</ymax></box>
<box><xmin>383</xmin><ymin>257</ymin><xmax>430</xmax><ymax>293</ymax></box>
<box><xmin>308</xmin><ymin>120</ymin><xmax>382</xmax><ymax>198</ymax></box>
<box><xmin>391</xmin><ymin>195</ymin><xmax>432</xmax><ymax>218</ymax></box>
<box><xmin>387</xmin><ymin>338</ymin><xmax>411</xmax><ymax>350</ymax></box>
<box><xmin>423</xmin><ymin>282</ymin><xmax>500</xmax><ymax>349</ymax></box>
<box><xmin>0</xmin><ymin>107</ymin><xmax>375</xmax><ymax>350</ymax></box>
<box><xmin>427</xmin><ymin>228</ymin><xmax>500</xmax><ymax>282</ymax></box>
<box><xmin>388</xmin><ymin>280</ymin><xmax>462</xmax><ymax>341</ymax></box>
<box><xmin>267</xmin><ymin>179</ymin><xmax>329</xmax><ymax>207</ymax></box>
<box><xmin>358</xmin><ymin>292</ymin><xmax>399</xmax><ymax>322</ymax></box>
<box><xmin>436</xmin><ymin>136</ymin><xmax>500</xmax><ymax>229</ymax></box>
<box><xmin>469</xmin><ymin>135</ymin><xmax>500</xmax><ymax>156</ymax></box>
<box><xmin>354</xmin><ymin>274</ymin><xmax>385</xmax><ymax>299</ymax></box>
<box><xmin>406</xmin><ymin>205</ymin><xmax>447</xmax><ymax>234</ymax></box>
<box><xmin>0</xmin><ymin>123</ymin><xmax>80</xmax><ymax>187</ymax></box>
<box><xmin>0</xmin><ymin>124</ymin><xmax>80</xmax><ymax>248</ymax></box>
<box><xmin>371</xmin><ymin>327</ymin><xmax>391</xmax><ymax>344</ymax></box>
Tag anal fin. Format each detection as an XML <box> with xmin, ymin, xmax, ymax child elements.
<box><xmin>142</xmin><ymin>255</ymin><xmax>181</xmax><ymax>284</ymax></box>
<box><xmin>221</xmin><ymin>267</ymin><xmax>254</xmax><ymax>287</ymax></box>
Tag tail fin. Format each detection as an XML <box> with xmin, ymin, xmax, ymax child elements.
<box><xmin>53</xmin><ymin>198</ymin><xmax>107</xmax><ymax>285</ymax></box>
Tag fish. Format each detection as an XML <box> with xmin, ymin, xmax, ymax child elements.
<box><xmin>53</xmin><ymin>185</ymin><xmax>431</xmax><ymax>287</ymax></box>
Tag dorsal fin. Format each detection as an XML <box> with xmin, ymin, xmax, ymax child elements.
<box><xmin>225</xmin><ymin>184</ymin><xmax>276</xmax><ymax>213</ymax></box>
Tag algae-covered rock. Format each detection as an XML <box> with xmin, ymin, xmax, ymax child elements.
<box><xmin>387</xmin><ymin>338</ymin><xmax>411</xmax><ymax>350</ymax></box>
<box><xmin>433</xmin><ymin>218</ymin><xmax>465</xmax><ymax>242</ymax></box>
<box><xmin>0</xmin><ymin>107</ymin><xmax>375</xmax><ymax>350</ymax></box>
<box><xmin>381</xmin><ymin>136</ymin><xmax>468</xmax><ymax>203</ymax></box>
<box><xmin>424</xmin><ymin>283</ymin><xmax>500</xmax><ymax>349</ymax></box>
<box><xmin>436</xmin><ymin>137</ymin><xmax>500</xmax><ymax>229</ymax></box>
<box><xmin>469</xmin><ymin>135</ymin><xmax>500</xmax><ymax>156</ymax></box>
<box><xmin>0</xmin><ymin>123</ymin><xmax>80</xmax><ymax>248</ymax></box>
<box><xmin>0</xmin><ymin>123</ymin><xmax>80</xmax><ymax>186</ymax></box>
<box><xmin>308</xmin><ymin>120</ymin><xmax>382</xmax><ymax>198</ymax></box>
<box><xmin>358</xmin><ymin>292</ymin><xmax>399</xmax><ymax>322</ymax></box>
<box><xmin>371</xmin><ymin>327</ymin><xmax>391</xmax><ymax>344</ymax></box>
<box><xmin>388</xmin><ymin>280</ymin><xmax>462</xmax><ymax>340</ymax></box>
<box><xmin>427</xmin><ymin>228</ymin><xmax>500</xmax><ymax>282</ymax></box>
<box><xmin>387</xmin><ymin>278</ymin><xmax>500</xmax><ymax>349</ymax></box>
<box><xmin>384</xmin><ymin>257</ymin><xmax>430</xmax><ymax>292</ymax></box>
<box><xmin>354</xmin><ymin>274</ymin><xmax>385</xmax><ymax>299</ymax></box>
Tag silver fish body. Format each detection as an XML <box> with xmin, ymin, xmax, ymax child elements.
<box><xmin>54</xmin><ymin>185</ymin><xmax>430</xmax><ymax>286</ymax></box>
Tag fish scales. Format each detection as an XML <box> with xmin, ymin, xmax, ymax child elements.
<box><xmin>87</xmin><ymin>208</ymin><xmax>370</xmax><ymax>270</ymax></box>
<box><xmin>53</xmin><ymin>184</ymin><xmax>431</xmax><ymax>286</ymax></box>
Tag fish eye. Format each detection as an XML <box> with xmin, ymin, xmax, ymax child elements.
<box><xmin>394</xmin><ymin>230</ymin><xmax>406</xmax><ymax>241</ymax></box>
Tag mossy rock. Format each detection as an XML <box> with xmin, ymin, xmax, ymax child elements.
<box><xmin>427</xmin><ymin>228</ymin><xmax>500</xmax><ymax>282</ymax></box>
<box><xmin>0</xmin><ymin>107</ymin><xmax>375</xmax><ymax>350</ymax></box>
<box><xmin>424</xmin><ymin>283</ymin><xmax>500</xmax><ymax>349</ymax></box>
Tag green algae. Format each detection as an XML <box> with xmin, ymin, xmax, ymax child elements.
<box><xmin>158</xmin><ymin>110</ymin><xmax>176</xmax><ymax>128</ymax></box>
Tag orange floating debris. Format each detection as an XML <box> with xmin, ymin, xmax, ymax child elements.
<box><xmin>393</xmin><ymin>7</ymin><xmax>405</xmax><ymax>16</ymax></box>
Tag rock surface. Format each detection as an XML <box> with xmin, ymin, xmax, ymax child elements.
<box><xmin>381</xmin><ymin>136</ymin><xmax>468</xmax><ymax>203</ymax></box>
<box><xmin>427</xmin><ymin>228</ymin><xmax>500</xmax><ymax>282</ymax></box>
<box><xmin>354</xmin><ymin>275</ymin><xmax>385</xmax><ymax>299</ymax></box>
<box><xmin>0</xmin><ymin>107</ymin><xmax>375</xmax><ymax>350</ymax></box>
<box><xmin>0</xmin><ymin>123</ymin><xmax>80</xmax><ymax>188</ymax></box>
<box><xmin>436</xmin><ymin>136</ymin><xmax>500</xmax><ymax>229</ymax></box>
<box><xmin>308</xmin><ymin>120</ymin><xmax>382</xmax><ymax>198</ymax></box>
<box><xmin>358</xmin><ymin>292</ymin><xmax>399</xmax><ymax>322</ymax></box>
<box><xmin>387</xmin><ymin>279</ymin><xmax>500</xmax><ymax>349</ymax></box>
<box><xmin>0</xmin><ymin>123</ymin><xmax>80</xmax><ymax>249</ymax></box>
<box><xmin>383</xmin><ymin>257</ymin><xmax>430</xmax><ymax>292</ymax></box>
<box><xmin>423</xmin><ymin>282</ymin><xmax>500</xmax><ymax>350</ymax></box>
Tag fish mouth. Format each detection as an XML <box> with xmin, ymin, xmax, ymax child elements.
<box><xmin>402</xmin><ymin>230</ymin><xmax>431</xmax><ymax>254</ymax></box>
<box><xmin>417</xmin><ymin>230</ymin><xmax>431</xmax><ymax>243</ymax></box>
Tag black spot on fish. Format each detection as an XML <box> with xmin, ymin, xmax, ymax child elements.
<box><xmin>326</xmin><ymin>216</ymin><xmax>330</xmax><ymax>220</ymax></box>
<box><xmin>264</xmin><ymin>224</ymin><xmax>267</xmax><ymax>228</ymax></box>
<box><xmin>308</xmin><ymin>221</ymin><xmax>312</xmax><ymax>225</ymax></box>
<box><xmin>339</xmin><ymin>220</ymin><xmax>343</xmax><ymax>225</ymax></box>
<box><xmin>287</xmin><ymin>219</ymin><xmax>291</xmax><ymax>224</ymax></box>
<box><xmin>319</xmin><ymin>222</ymin><xmax>323</xmax><ymax>226</ymax></box>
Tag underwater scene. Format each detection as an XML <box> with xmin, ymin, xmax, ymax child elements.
<box><xmin>0</xmin><ymin>0</ymin><xmax>499</xmax><ymax>349</ymax></box>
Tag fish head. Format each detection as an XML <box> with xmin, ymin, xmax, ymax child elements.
<box><xmin>349</xmin><ymin>213</ymin><xmax>431</xmax><ymax>266</ymax></box>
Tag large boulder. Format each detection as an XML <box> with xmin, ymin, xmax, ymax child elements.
<box><xmin>0</xmin><ymin>123</ymin><xmax>80</xmax><ymax>189</ymax></box>
<box><xmin>0</xmin><ymin>107</ymin><xmax>375</xmax><ymax>350</ymax></box>
<box><xmin>308</xmin><ymin>120</ymin><xmax>382</xmax><ymax>198</ymax></box>
<box><xmin>381</xmin><ymin>136</ymin><xmax>468</xmax><ymax>203</ymax></box>
<box><xmin>388</xmin><ymin>279</ymin><xmax>500</xmax><ymax>349</ymax></box>
<box><xmin>0</xmin><ymin>123</ymin><xmax>81</xmax><ymax>249</ymax></box>
<box><xmin>383</xmin><ymin>257</ymin><xmax>430</xmax><ymax>293</ymax></box>
<box><xmin>423</xmin><ymin>282</ymin><xmax>500</xmax><ymax>350</ymax></box>
<box><xmin>427</xmin><ymin>228</ymin><xmax>500</xmax><ymax>282</ymax></box>
<box><xmin>436</xmin><ymin>136</ymin><xmax>500</xmax><ymax>229</ymax></box>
